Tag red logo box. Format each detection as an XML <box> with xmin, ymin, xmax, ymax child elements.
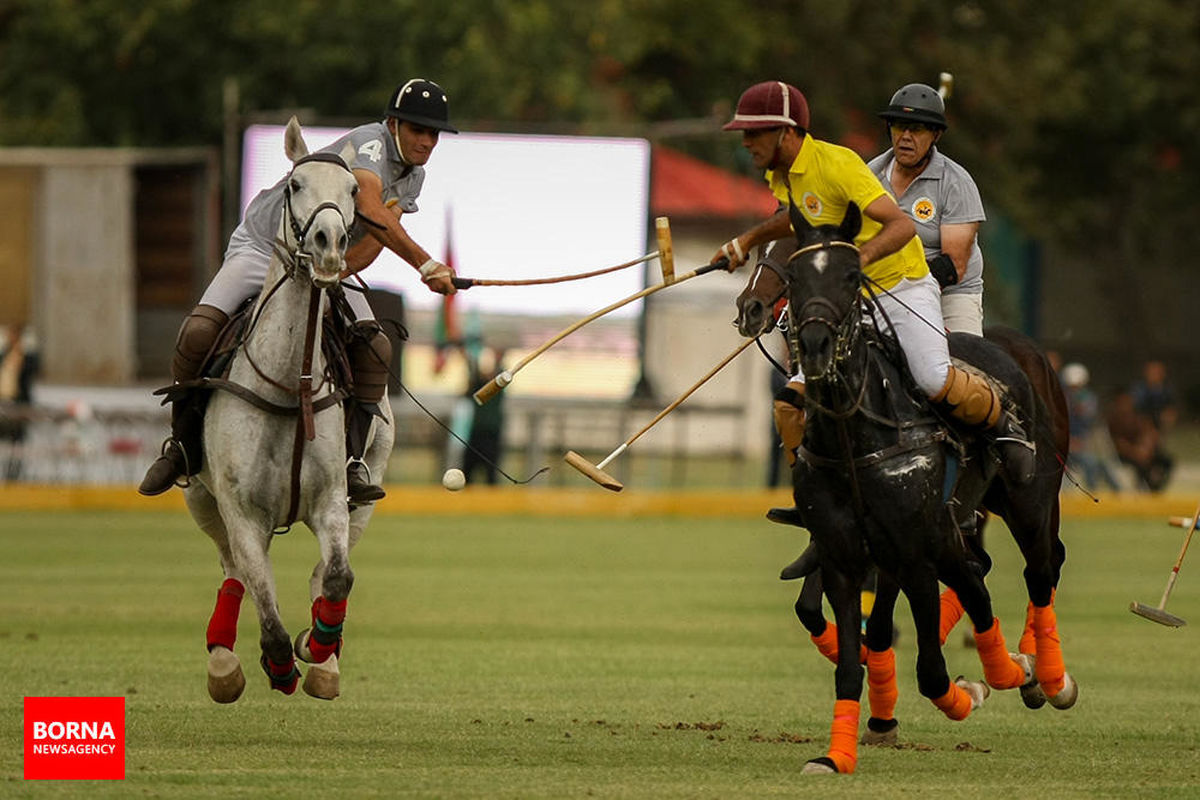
<box><xmin>24</xmin><ymin>697</ymin><xmax>125</xmax><ymax>780</ymax></box>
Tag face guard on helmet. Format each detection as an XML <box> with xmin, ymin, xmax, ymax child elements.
<box><xmin>385</xmin><ymin>78</ymin><xmax>459</xmax><ymax>133</ymax></box>
<box><xmin>723</xmin><ymin>81</ymin><xmax>810</xmax><ymax>132</ymax></box>
<box><xmin>878</xmin><ymin>83</ymin><xmax>947</xmax><ymax>130</ymax></box>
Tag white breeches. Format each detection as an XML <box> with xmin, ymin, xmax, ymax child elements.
<box><xmin>941</xmin><ymin>291</ymin><xmax>983</xmax><ymax>336</ymax></box>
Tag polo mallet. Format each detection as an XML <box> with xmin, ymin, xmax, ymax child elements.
<box><xmin>452</xmin><ymin>216</ymin><xmax>676</xmax><ymax>290</ymax></box>
<box><xmin>473</xmin><ymin>254</ymin><xmax>728</xmax><ymax>406</ymax></box>
<box><xmin>938</xmin><ymin>71</ymin><xmax>954</xmax><ymax>100</ymax></box>
<box><xmin>1130</xmin><ymin>498</ymin><xmax>1200</xmax><ymax>627</ymax></box>
<box><xmin>564</xmin><ymin>335</ymin><xmax>757</xmax><ymax>491</ymax></box>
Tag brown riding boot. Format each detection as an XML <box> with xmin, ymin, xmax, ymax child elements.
<box><xmin>932</xmin><ymin>365</ymin><xmax>1035</xmax><ymax>484</ymax></box>
<box><xmin>768</xmin><ymin>381</ymin><xmax>808</xmax><ymax>528</ymax></box>
<box><xmin>138</xmin><ymin>306</ymin><xmax>228</xmax><ymax>496</ymax></box>
<box><xmin>345</xmin><ymin>320</ymin><xmax>392</xmax><ymax>505</ymax></box>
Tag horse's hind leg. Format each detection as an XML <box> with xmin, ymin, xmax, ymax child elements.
<box><xmin>939</xmin><ymin>552</ymin><xmax>1029</xmax><ymax>692</ymax></box>
<box><xmin>901</xmin><ymin>565</ymin><xmax>986</xmax><ymax>720</ymax></box>
<box><xmin>861</xmin><ymin>575</ymin><xmax>900</xmax><ymax>746</ymax></box>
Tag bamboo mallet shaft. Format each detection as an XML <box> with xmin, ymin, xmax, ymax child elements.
<box><xmin>564</xmin><ymin>336</ymin><xmax>756</xmax><ymax>491</ymax></box>
<box><xmin>452</xmin><ymin>250</ymin><xmax>660</xmax><ymax>289</ymax></box>
<box><xmin>473</xmin><ymin>258</ymin><xmax>728</xmax><ymax>405</ymax></box>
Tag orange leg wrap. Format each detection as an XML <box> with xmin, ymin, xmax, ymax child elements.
<box><xmin>809</xmin><ymin>622</ymin><xmax>867</xmax><ymax>664</ymax></box>
<box><xmin>1019</xmin><ymin>601</ymin><xmax>1037</xmax><ymax>654</ymax></box>
<box><xmin>827</xmin><ymin>699</ymin><xmax>861</xmax><ymax>774</ymax></box>
<box><xmin>938</xmin><ymin>588</ymin><xmax>966</xmax><ymax>645</ymax></box>
<box><xmin>1032</xmin><ymin>604</ymin><xmax>1066</xmax><ymax>696</ymax></box>
<box><xmin>865</xmin><ymin>648</ymin><xmax>898</xmax><ymax>722</ymax></box>
<box><xmin>932</xmin><ymin>682</ymin><xmax>972</xmax><ymax>721</ymax></box>
<box><xmin>973</xmin><ymin>617</ymin><xmax>1026</xmax><ymax>689</ymax></box>
<box><xmin>810</xmin><ymin>623</ymin><xmax>839</xmax><ymax>664</ymax></box>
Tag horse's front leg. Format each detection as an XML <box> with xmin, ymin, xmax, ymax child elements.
<box><xmin>223</xmin><ymin>513</ymin><xmax>299</xmax><ymax>695</ymax></box>
<box><xmin>861</xmin><ymin>574</ymin><xmax>900</xmax><ymax>745</ymax></box>
<box><xmin>295</xmin><ymin>504</ymin><xmax>353</xmax><ymax>700</ymax></box>
<box><xmin>904</xmin><ymin>564</ymin><xmax>986</xmax><ymax>720</ymax></box>
<box><xmin>802</xmin><ymin>566</ymin><xmax>864</xmax><ymax>775</ymax></box>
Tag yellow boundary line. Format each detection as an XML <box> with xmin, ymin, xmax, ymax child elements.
<box><xmin>0</xmin><ymin>484</ymin><xmax>1194</xmax><ymax>520</ymax></box>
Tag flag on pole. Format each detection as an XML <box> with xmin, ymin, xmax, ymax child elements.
<box><xmin>432</xmin><ymin>207</ymin><xmax>461</xmax><ymax>374</ymax></box>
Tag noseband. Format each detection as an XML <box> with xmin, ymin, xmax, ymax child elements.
<box><xmin>279</xmin><ymin>152</ymin><xmax>354</xmax><ymax>279</ymax></box>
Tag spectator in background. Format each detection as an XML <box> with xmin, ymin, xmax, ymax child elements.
<box><xmin>1131</xmin><ymin>360</ymin><xmax>1178</xmax><ymax>435</ymax></box>
<box><xmin>0</xmin><ymin>324</ymin><xmax>41</xmax><ymax>480</ymax></box>
<box><xmin>1061</xmin><ymin>362</ymin><xmax>1121</xmax><ymax>492</ymax></box>
<box><xmin>1107</xmin><ymin>389</ymin><xmax>1173</xmax><ymax>492</ymax></box>
<box><xmin>462</xmin><ymin>348</ymin><xmax>506</xmax><ymax>485</ymax></box>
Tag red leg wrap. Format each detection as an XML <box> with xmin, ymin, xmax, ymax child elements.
<box><xmin>973</xmin><ymin>617</ymin><xmax>1026</xmax><ymax>689</ymax></box>
<box><xmin>932</xmin><ymin>682</ymin><xmax>972</xmax><ymax>721</ymax></box>
<box><xmin>827</xmin><ymin>699</ymin><xmax>861</xmax><ymax>774</ymax></box>
<box><xmin>205</xmin><ymin>578</ymin><xmax>245</xmax><ymax>652</ymax></box>
<box><xmin>938</xmin><ymin>588</ymin><xmax>966</xmax><ymax>645</ymax></box>
<box><xmin>865</xmin><ymin>648</ymin><xmax>898</xmax><ymax>722</ymax></box>
<box><xmin>264</xmin><ymin>655</ymin><xmax>300</xmax><ymax>695</ymax></box>
<box><xmin>1033</xmin><ymin>604</ymin><xmax>1066</xmax><ymax>696</ymax></box>
<box><xmin>308</xmin><ymin>596</ymin><xmax>347</xmax><ymax>663</ymax></box>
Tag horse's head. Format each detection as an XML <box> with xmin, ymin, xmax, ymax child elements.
<box><xmin>734</xmin><ymin>259</ymin><xmax>787</xmax><ymax>337</ymax></box>
<box><xmin>281</xmin><ymin>117</ymin><xmax>359</xmax><ymax>288</ymax></box>
<box><xmin>786</xmin><ymin>201</ymin><xmax>863</xmax><ymax>380</ymax></box>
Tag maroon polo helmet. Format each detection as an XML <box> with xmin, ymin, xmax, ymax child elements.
<box><xmin>723</xmin><ymin>81</ymin><xmax>810</xmax><ymax>131</ymax></box>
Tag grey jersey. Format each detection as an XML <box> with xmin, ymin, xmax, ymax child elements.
<box><xmin>868</xmin><ymin>147</ymin><xmax>985</xmax><ymax>295</ymax></box>
<box><xmin>240</xmin><ymin>121</ymin><xmax>426</xmax><ymax>250</ymax></box>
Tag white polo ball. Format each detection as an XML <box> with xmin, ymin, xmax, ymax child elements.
<box><xmin>441</xmin><ymin>468</ymin><xmax>466</xmax><ymax>492</ymax></box>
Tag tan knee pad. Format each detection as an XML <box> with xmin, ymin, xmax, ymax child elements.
<box><xmin>348</xmin><ymin>321</ymin><xmax>391</xmax><ymax>404</ymax></box>
<box><xmin>933</xmin><ymin>366</ymin><xmax>1001</xmax><ymax>428</ymax></box>
<box><xmin>172</xmin><ymin>305</ymin><xmax>229</xmax><ymax>381</ymax></box>
<box><xmin>773</xmin><ymin>380</ymin><xmax>807</xmax><ymax>467</ymax></box>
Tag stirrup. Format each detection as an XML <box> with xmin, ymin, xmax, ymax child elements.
<box><xmin>346</xmin><ymin>458</ymin><xmax>385</xmax><ymax>504</ymax></box>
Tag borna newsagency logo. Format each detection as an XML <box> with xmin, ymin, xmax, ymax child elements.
<box><xmin>24</xmin><ymin>697</ymin><xmax>125</xmax><ymax>780</ymax></box>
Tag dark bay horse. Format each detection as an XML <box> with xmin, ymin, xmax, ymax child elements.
<box><xmin>737</xmin><ymin>203</ymin><xmax>1075</xmax><ymax>774</ymax></box>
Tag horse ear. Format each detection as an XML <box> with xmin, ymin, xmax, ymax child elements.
<box><xmin>284</xmin><ymin>116</ymin><xmax>309</xmax><ymax>162</ymax></box>
<box><xmin>338</xmin><ymin>141</ymin><xmax>356</xmax><ymax>169</ymax></box>
<box><xmin>839</xmin><ymin>202</ymin><xmax>862</xmax><ymax>242</ymax></box>
<box><xmin>788</xmin><ymin>198</ymin><xmax>813</xmax><ymax>240</ymax></box>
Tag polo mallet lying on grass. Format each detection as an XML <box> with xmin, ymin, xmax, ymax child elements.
<box><xmin>453</xmin><ymin>216</ymin><xmax>676</xmax><ymax>290</ymax></box>
<box><xmin>563</xmin><ymin>335</ymin><xmax>757</xmax><ymax>491</ymax></box>
<box><xmin>473</xmin><ymin>254</ymin><xmax>729</xmax><ymax>406</ymax></box>
<box><xmin>1130</xmin><ymin>498</ymin><xmax>1200</xmax><ymax>627</ymax></box>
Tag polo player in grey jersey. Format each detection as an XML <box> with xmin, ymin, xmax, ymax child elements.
<box><xmin>140</xmin><ymin>78</ymin><xmax>459</xmax><ymax>504</ymax></box>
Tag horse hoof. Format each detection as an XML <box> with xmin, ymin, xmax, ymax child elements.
<box><xmin>1020</xmin><ymin>681</ymin><xmax>1048</xmax><ymax>709</ymax></box>
<box><xmin>1011</xmin><ymin>652</ymin><xmax>1036</xmax><ymax>686</ymax></box>
<box><xmin>860</xmin><ymin>717</ymin><xmax>898</xmax><ymax>746</ymax></box>
<box><xmin>293</xmin><ymin>628</ymin><xmax>315</xmax><ymax>663</ymax></box>
<box><xmin>955</xmin><ymin>675</ymin><xmax>990</xmax><ymax>710</ymax></box>
<box><xmin>1047</xmin><ymin>672</ymin><xmax>1078</xmax><ymax>710</ymax></box>
<box><xmin>801</xmin><ymin>757</ymin><xmax>838</xmax><ymax>775</ymax></box>
<box><xmin>302</xmin><ymin>653</ymin><xmax>340</xmax><ymax>700</ymax></box>
<box><xmin>207</xmin><ymin>646</ymin><xmax>246</xmax><ymax>704</ymax></box>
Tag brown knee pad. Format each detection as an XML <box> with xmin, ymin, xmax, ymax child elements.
<box><xmin>172</xmin><ymin>305</ymin><xmax>229</xmax><ymax>381</ymax></box>
<box><xmin>773</xmin><ymin>380</ymin><xmax>807</xmax><ymax>468</ymax></box>
<box><xmin>932</xmin><ymin>366</ymin><xmax>1001</xmax><ymax>428</ymax></box>
<box><xmin>348</xmin><ymin>321</ymin><xmax>392</xmax><ymax>404</ymax></box>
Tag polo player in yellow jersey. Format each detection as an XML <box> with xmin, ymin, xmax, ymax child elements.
<box><xmin>712</xmin><ymin>81</ymin><xmax>1035</xmax><ymax>532</ymax></box>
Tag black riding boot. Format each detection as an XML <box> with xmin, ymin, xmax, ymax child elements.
<box><xmin>138</xmin><ymin>393</ymin><xmax>205</xmax><ymax>496</ymax></box>
<box><xmin>346</xmin><ymin>401</ymin><xmax>385</xmax><ymax>504</ymax></box>
<box><xmin>779</xmin><ymin>540</ymin><xmax>820</xmax><ymax>581</ymax></box>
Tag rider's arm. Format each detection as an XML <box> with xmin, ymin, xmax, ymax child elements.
<box><xmin>711</xmin><ymin>208</ymin><xmax>793</xmax><ymax>270</ymax></box>
<box><xmin>858</xmin><ymin>194</ymin><xmax>917</xmax><ymax>268</ymax></box>
<box><xmin>937</xmin><ymin>221</ymin><xmax>980</xmax><ymax>283</ymax></box>
<box><xmin>351</xmin><ymin>168</ymin><xmax>455</xmax><ymax>293</ymax></box>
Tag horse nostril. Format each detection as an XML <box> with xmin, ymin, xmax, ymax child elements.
<box><xmin>338</xmin><ymin>233</ymin><xmax>347</xmax><ymax>252</ymax></box>
<box><xmin>314</xmin><ymin>230</ymin><xmax>328</xmax><ymax>250</ymax></box>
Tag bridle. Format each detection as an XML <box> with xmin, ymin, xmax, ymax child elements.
<box><xmin>788</xmin><ymin>239</ymin><xmax>864</xmax><ymax>387</ymax></box>
<box><xmin>276</xmin><ymin>152</ymin><xmax>354</xmax><ymax>281</ymax></box>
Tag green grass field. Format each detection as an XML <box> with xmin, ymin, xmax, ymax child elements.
<box><xmin>2</xmin><ymin>509</ymin><xmax>1199</xmax><ymax>798</ymax></box>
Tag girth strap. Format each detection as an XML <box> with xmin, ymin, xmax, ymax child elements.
<box><xmin>800</xmin><ymin>428</ymin><xmax>947</xmax><ymax>470</ymax></box>
<box><xmin>159</xmin><ymin>378</ymin><xmax>346</xmax><ymax>416</ymax></box>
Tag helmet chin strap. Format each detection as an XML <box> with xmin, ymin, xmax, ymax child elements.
<box><xmin>390</xmin><ymin>122</ymin><xmax>413</xmax><ymax>167</ymax></box>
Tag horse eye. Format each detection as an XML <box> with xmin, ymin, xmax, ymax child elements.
<box><xmin>289</xmin><ymin>177</ymin><xmax>301</xmax><ymax>194</ymax></box>
<box><xmin>349</xmin><ymin>184</ymin><xmax>358</xmax><ymax>197</ymax></box>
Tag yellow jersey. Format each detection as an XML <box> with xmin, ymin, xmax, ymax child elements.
<box><xmin>765</xmin><ymin>133</ymin><xmax>928</xmax><ymax>291</ymax></box>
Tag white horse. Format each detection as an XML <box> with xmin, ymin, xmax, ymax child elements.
<box><xmin>186</xmin><ymin>117</ymin><xmax>394</xmax><ymax>702</ymax></box>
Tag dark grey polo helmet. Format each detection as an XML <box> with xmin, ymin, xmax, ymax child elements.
<box><xmin>385</xmin><ymin>78</ymin><xmax>459</xmax><ymax>133</ymax></box>
<box><xmin>878</xmin><ymin>83</ymin><xmax>947</xmax><ymax>129</ymax></box>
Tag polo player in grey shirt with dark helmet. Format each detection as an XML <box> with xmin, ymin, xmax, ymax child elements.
<box><xmin>139</xmin><ymin>78</ymin><xmax>459</xmax><ymax>504</ymax></box>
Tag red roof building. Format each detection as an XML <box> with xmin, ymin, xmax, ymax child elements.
<box><xmin>650</xmin><ymin>145</ymin><xmax>778</xmax><ymax>221</ymax></box>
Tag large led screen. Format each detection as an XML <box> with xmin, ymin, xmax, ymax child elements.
<box><xmin>241</xmin><ymin>124</ymin><xmax>651</xmax><ymax>317</ymax></box>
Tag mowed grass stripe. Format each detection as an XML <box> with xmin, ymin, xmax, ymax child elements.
<box><xmin>1</xmin><ymin>511</ymin><xmax>1198</xmax><ymax>797</ymax></box>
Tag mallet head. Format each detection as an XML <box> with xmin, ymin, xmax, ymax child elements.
<box><xmin>563</xmin><ymin>450</ymin><xmax>623</xmax><ymax>492</ymax></box>
<box><xmin>1130</xmin><ymin>602</ymin><xmax>1187</xmax><ymax>627</ymax></box>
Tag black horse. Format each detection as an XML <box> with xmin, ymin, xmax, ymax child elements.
<box><xmin>759</xmin><ymin>202</ymin><xmax>1074</xmax><ymax>774</ymax></box>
